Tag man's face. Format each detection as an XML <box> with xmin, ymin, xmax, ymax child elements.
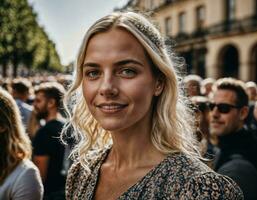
<box><xmin>186</xmin><ymin>80</ymin><xmax>200</xmax><ymax>97</ymax></box>
<box><xmin>33</xmin><ymin>92</ymin><xmax>49</xmax><ymax>120</ymax></box>
<box><xmin>209</xmin><ymin>89</ymin><xmax>242</xmax><ymax>137</ymax></box>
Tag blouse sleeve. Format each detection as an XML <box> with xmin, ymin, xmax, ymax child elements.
<box><xmin>179</xmin><ymin>172</ymin><xmax>244</xmax><ymax>200</ymax></box>
<box><xmin>12</xmin><ymin>166</ymin><xmax>44</xmax><ymax>200</ymax></box>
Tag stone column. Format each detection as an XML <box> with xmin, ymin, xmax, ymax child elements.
<box><xmin>239</xmin><ymin>46</ymin><xmax>251</xmax><ymax>81</ymax></box>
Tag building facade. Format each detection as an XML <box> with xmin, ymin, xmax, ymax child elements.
<box><xmin>123</xmin><ymin>0</ymin><xmax>257</xmax><ymax>81</ymax></box>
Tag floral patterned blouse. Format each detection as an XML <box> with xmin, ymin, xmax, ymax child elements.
<box><xmin>66</xmin><ymin>147</ymin><xmax>243</xmax><ymax>200</ymax></box>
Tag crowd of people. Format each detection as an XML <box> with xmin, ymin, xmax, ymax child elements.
<box><xmin>184</xmin><ymin>75</ymin><xmax>257</xmax><ymax>199</ymax></box>
<box><xmin>0</xmin><ymin>75</ymin><xmax>71</xmax><ymax>199</ymax></box>
<box><xmin>1</xmin><ymin>10</ymin><xmax>257</xmax><ymax>200</ymax></box>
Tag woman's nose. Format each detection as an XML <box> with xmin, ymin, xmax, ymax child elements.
<box><xmin>99</xmin><ymin>74</ymin><xmax>118</xmax><ymax>97</ymax></box>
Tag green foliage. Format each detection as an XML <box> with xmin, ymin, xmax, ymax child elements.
<box><xmin>0</xmin><ymin>0</ymin><xmax>63</xmax><ymax>77</ymax></box>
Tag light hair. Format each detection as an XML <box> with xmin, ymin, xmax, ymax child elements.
<box><xmin>62</xmin><ymin>11</ymin><xmax>200</xmax><ymax>170</ymax></box>
<box><xmin>246</xmin><ymin>81</ymin><xmax>257</xmax><ymax>89</ymax></box>
<box><xmin>183</xmin><ymin>74</ymin><xmax>202</xmax><ymax>84</ymax></box>
<box><xmin>0</xmin><ymin>87</ymin><xmax>32</xmax><ymax>184</ymax></box>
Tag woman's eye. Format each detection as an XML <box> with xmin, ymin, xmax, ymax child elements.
<box><xmin>85</xmin><ymin>70</ymin><xmax>100</xmax><ymax>79</ymax></box>
<box><xmin>119</xmin><ymin>68</ymin><xmax>137</xmax><ymax>78</ymax></box>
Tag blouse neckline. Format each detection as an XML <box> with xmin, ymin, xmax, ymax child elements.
<box><xmin>89</xmin><ymin>147</ymin><xmax>173</xmax><ymax>199</ymax></box>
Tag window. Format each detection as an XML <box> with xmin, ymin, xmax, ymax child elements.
<box><xmin>178</xmin><ymin>12</ymin><xmax>186</xmax><ymax>33</ymax></box>
<box><xmin>226</xmin><ymin>0</ymin><xmax>236</xmax><ymax>21</ymax></box>
<box><xmin>255</xmin><ymin>0</ymin><xmax>257</xmax><ymax>16</ymax></box>
<box><xmin>196</xmin><ymin>6</ymin><xmax>205</xmax><ymax>29</ymax></box>
<box><xmin>165</xmin><ymin>17</ymin><xmax>172</xmax><ymax>36</ymax></box>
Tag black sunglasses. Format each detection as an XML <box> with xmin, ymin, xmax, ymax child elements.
<box><xmin>193</xmin><ymin>102</ymin><xmax>209</xmax><ymax>113</ymax></box>
<box><xmin>208</xmin><ymin>103</ymin><xmax>241</xmax><ymax>114</ymax></box>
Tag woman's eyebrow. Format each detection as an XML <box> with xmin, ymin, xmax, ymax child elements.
<box><xmin>115</xmin><ymin>59</ymin><xmax>144</xmax><ymax>67</ymax></box>
<box><xmin>83</xmin><ymin>59</ymin><xmax>144</xmax><ymax>68</ymax></box>
<box><xmin>83</xmin><ymin>62</ymin><xmax>99</xmax><ymax>68</ymax></box>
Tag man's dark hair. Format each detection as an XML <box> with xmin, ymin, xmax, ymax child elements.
<box><xmin>35</xmin><ymin>82</ymin><xmax>65</xmax><ymax>109</ymax></box>
<box><xmin>11</xmin><ymin>78</ymin><xmax>31</xmax><ymax>94</ymax></box>
<box><xmin>213</xmin><ymin>78</ymin><xmax>248</xmax><ymax>107</ymax></box>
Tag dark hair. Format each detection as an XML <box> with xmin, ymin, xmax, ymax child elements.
<box><xmin>35</xmin><ymin>82</ymin><xmax>65</xmax><ymax>109</ymax></box>
<box><xmin>11</xmin><ymin>78</ymin><xmax>31</xmax><ymax>94</ymax></box>
<box><xmin>214</xmin><ymin>78</ymin><xmax>248</xmax><ymax>107</ymax></box>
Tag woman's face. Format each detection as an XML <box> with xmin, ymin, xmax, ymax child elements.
<box><xmin>82</xmin><ymin>28</ymin><xmax>163</xmax><ymax>132</ymax></box>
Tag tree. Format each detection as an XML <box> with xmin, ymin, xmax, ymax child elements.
<box><xmin>0</xmin><ymin>0</ymin><xmax>63</xmax><ymax>77</ymax></box>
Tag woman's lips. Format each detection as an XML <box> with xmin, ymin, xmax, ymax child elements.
<box><xmin>96</xmin><ymin>103</ymin><xmax>128</xmax><ymax>113</ymax></box>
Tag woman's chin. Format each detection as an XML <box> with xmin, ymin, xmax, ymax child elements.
<box><xmin>99</xmin><ymin>121</ymin><xmax>126</xmax><ymax>132</ymax></box>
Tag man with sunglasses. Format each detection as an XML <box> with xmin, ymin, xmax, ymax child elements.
<box><xmin>209</xmin><ymin>78</ymin><xmax>257</xmax><ymax>200</ymax></box>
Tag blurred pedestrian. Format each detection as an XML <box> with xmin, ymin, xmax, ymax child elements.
<box><xmin>63</xmin><ymin>11</ymin><xmax>243</xmax><ymax>199</ymax></box>
<box><xmin>0</xmin><ymin>87</ymin><xmax>43</xmax><ymax>200</ymax></box>
<box><xmin>201</xmin><ymin>77</ymin><xmax>215</xmax><ymax>97</ymax></box>
<box><xmin>183</xmin><ymin>74</ymin><xmax>202</xmax><ymax>97</ymax></box>
<box><xmin>190</xmin><ymin>95</ymin><xmax>218</xmax><ymax>162</ymax></box>
<box><xmin>247</xmin><ymin>100</ymin><xmax>257</xmax><ymax>134</ymax></box>
<box><xmin>1</xmin><ymin>78</ymin><xmax>12</xmax><ymax>93</ymax></box>
<box><xmin>11</xmin><ymin>78</ymin><xmax>33</xmax><ymax>130</ymax></box>
<box><xmin>209</xmin><ymin>77</ymin><xmax>257</xmax><ymax>200</ymax></box>
<box><xmin>245</xmin><ymin>81</ymin><xmax>257</xmax><ymax>126</ymax></box>
<box><xmin>32</xmin><ymin>82</ymin><xmax>66</xmax><ymax>199</ymax></box>
<box><xmin>245</xmin><ymin>81</ymin><xmax>257</xmax><ymax>104</ymax></box>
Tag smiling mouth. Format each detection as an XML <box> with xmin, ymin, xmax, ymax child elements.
<box><xmin>96</xmin><ymin>103</ymin><xmax>128</xmax><ymax>113</ymax></box>
<box><xmin>211</xmin><ymin>121</ymin><xmax>223</xmax><ymax>126</ymax></box>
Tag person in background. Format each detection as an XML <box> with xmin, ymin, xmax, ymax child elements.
<box><xmin>0</xmin><ymin>87</ymin><xmax>43</xmax><ymax>200</ymax></box>
<box><xmin>11</xmin><ymin>78</ymin><xmax>33</xmax><ymax>130</ymax></box>
<box><xmin>245</xmin><ymin>81</ymin><xmax>257</xmax><ymax>104</ymax></box>
<box><xmin>209</xmin><ymin>77</ymin><xmax>257</xmax><ymax>200</ymax></box>
<box><xmin>201</xmin><ymin>77</ymin><xmax>215</xmax><ymax>97</ymax></box>
<box><xmin>245</xmin><ymin>81</ymin><xmax>257</xmax><ymax>126</ymax></box>
<box><xmin>183</xmin><ymin>74</ymin><xmax>202</xmax><ymax>97</ymax></box>
<box><xmin>247</xmin><ymin>100</ymin><xmax>257</xmax><ymax>135</ymax></box>
<box><xmin>63</xmin><ymin>11</ymin><xmax>243</xmax><ymax>199</ymax></box>
<box><xmin>1</xmin><ymin>78</ymin><xmax>12</xmax><ymax>93</ymax></box>
<box><xmin>32</xmin><ymin>82</ymin><xmax>66</xmax><ymax>199</ymax></box>
<box><xmin>190</xmin><ymin>95</ymin><xmax>217</xmax><ymax>162</ymax></box>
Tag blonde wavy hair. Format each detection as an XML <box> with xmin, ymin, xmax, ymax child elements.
<box><xmin>62</xmin><ymin>11</ymin><xmax>200</xmax><ymax>169</ymax></box>
<box><xmin>0</xmin><ymin>87</ymin><xmax>32</xmax><ymax>184</ymax></box>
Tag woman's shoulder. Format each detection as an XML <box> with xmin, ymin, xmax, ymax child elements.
<box><xmin>7</xmin><ymin>159</ymin><xmax>40</xmax><ymax>182</ymax></box>
<box><xmin>164</xmin><ymin>153</ymin><xmax>243</xmax><ymax>199</ymax></box>
<box><xmin>66</xmin><ymin>147</ymin><xmax>109</xmax><ymax>194</ymax></box>
<box><xmin>0</xmin><ymin>159</ymin><xmax>44</xmax><ymax>200</ymax></box>
<box><xmin>68</xmin><ymin>147</ymin><xmax>108</xmax><ymax>175</ymax></box>
<box><xmin>164</xmin><ymin>153</ymin><xmax>212</xmax><ymax>176</ymax></box>
<box><xmin>180</xmin><ymin>171</ymin><xmax>244</xmax><ymax>199</ymax></box>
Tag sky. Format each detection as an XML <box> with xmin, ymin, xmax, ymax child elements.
<box><xmin>28</xmin><ymin>0</ymin><xmax>129</xmax><ymax>66</ymax></box>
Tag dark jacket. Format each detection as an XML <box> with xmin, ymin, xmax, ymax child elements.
<box><xmin>214</xmin><ymin>127</ymin><xmax>257</xmax><ymax>200</ymax></box>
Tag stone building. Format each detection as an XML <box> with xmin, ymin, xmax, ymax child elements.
<box><xmin>122</xmin><ymin>0</ymin><xmax>257</xmax><ymax>81</ymax></box>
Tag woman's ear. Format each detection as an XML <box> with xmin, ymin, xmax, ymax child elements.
<box><xmin>154</xmin><ymin>76</ymin><xmax>164</xmax><ymax>96</ymax></box>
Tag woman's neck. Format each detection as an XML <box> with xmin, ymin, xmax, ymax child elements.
<box><xmin>107</xmin><ymin>127</ymin><xmax>165</xmax><ymax>170</ymax></box>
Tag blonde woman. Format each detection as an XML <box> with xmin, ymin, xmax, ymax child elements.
<box><xmin>63</xmin><ymin>11</ymin><xmax>243</xmax><ymax>199</ymax></box>
<box><xmin>0</xmin><ymin>87</ymin><xmax>43</xmax><ymax>199</ymax></box>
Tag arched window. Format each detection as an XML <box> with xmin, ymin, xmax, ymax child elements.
<box><xmin>218</xmin><ymin>45</ymin><xmax>239</xmax><ymax>78</ymax></box>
